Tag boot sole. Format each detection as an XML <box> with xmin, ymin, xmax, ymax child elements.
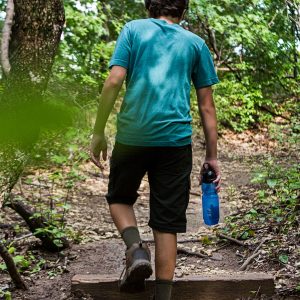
<box><xmin>119</xmin><ymin>259</ymin><xmax>153</xmax><ymax>293</ymax></box>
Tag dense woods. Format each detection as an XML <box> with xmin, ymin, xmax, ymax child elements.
<box><xmin>0</xmin><ymin>1</ymin><xmax>299</xmax><ymax>299</ymax></box>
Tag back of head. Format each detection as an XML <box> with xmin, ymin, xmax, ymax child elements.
<box><xmin>145</xmin><ymin>0</ymin><xmax>189</xmax><ymax>18</ymax></box>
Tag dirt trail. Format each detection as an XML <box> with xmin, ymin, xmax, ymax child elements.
<box><xmin>1</xmin><ymin>131</ymin><xmax>296</xmax><ymax>299</ymax></box>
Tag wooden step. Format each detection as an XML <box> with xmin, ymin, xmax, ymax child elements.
<box><xmin>71</xmin><ymin>272</ymin><xmax>275</xmax><ymax>300</ymax></box>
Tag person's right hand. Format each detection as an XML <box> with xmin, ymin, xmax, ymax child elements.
<box><xmin>90</xmin><ymin>133</ymin><xmax>107</xmax><ymax>170</ymax></box>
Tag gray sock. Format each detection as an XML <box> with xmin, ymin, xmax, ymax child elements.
<box><xmin>121</xmin><ymin>226</ymin><xmax>141</xmax><ymax>249</ymax></box>
<box><xmin>155</xmin><ymin>279</ymin><xmax>173</xmax><ymax>300</ymax></box>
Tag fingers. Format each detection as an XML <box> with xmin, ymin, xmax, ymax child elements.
<box><xmin>213</xmin><ymin>175</ymin><xmax>221</xmax><ymax>193</ymax></box>
<box><xmin>102</xmin><ymin>148</ymin><xmax>107</xmax><ymax>161</ymax></box>
<box><xmin>90</xmin><ymin>150</ymin><xmax>104</xmax><ymax>170</ymax></box>
<box><xmin>213</xmin><ymin>174</ymin><xmax>221</xmax><ymax>184</ymax></box>
<box><xmin>215</xmin><ymin>180</ymin><xmax>221</xmax><ymax>193</ymax></box>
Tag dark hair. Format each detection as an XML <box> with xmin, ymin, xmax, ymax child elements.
<box><xmin>145</xmin><ymin>0</ymin><xmax>189</xmax><ymax>18</ymax></box>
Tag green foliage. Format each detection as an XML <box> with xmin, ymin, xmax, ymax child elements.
<box><xmin>224</xmin><ymin>160</ymin><xmax>299</xmax><ymax>240</ymax></box>
<box><xmin>278</xmin><ymin>254</ymin><xmax>289</xmax><ymax>264</ymax></box>
<box><xmin>268</xmin><ymin>101</ymin><xmax>300</xmax><ymax>146</ymax></box>
<box><xmin>0</xmin><ymin>254</ymin><xmax>29</xmax><ymax>272</ymax></box>
<box><xmin>251</xmin><ymin>161</ymin><xmax>299</xmax><ymax>226</ymax></box>
<box><xmin>0</xmin><ymin>247</ymin><xmax>47</xmax><ymax>276</ymax></box>
<box><xmin>52</xmin><ymin>0</ymin><xmax>146</xmax><ymax>103</ymax></box>
<box><xmin>214</xmin><ymin>80</ymin><xmax>273</xmax><ymax>131</ymax></box>
<box><xmin>2</xmin><ymin>0</ymin><xmax>300</xmax><ymax>132</ymax></box>
<box><xmin>189</xmin><ymin>0</ymin><xmax>299</xmax><ymax>131</ymax></box>
<box><xmin>0</xmin><ymin>100</ymin><xmax>75</xmax><ymax>149</ymax></box>
<box><xmin>41</xmin><ymin>0</ymin><xmax>300</xmax><ymax>132</ymax></box>
<box><xmin>0</xmin><ymin>289</ymin><xmax>11</xmax><ymax>300</ymax></box>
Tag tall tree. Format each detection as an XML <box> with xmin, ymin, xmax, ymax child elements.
<box><xmin>0</xmin><ymin>0</ymin><xmax>65</xmax><ymax>195</ymax></box>
<box><xmin>0</xmin><ymin>0</ymin><xmax>66</xmax><ymax>288</ymax></box>
<box><xmin>0</xmin><ymin>0</ymin><xmax>69</xmax><ymax>248</ymax></box>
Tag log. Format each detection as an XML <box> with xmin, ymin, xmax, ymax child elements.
<box><xmin>6</xmin><ymin>199</ymin><xmax>69</xmax><ymax>252</ymax></box>
<box><xmin>71</xmin><ymin>273</ymin><xmax>275</xmax><ymax>300</ymax></box>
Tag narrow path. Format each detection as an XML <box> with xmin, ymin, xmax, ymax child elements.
<box><xmin>3</xmin><ymin>131</ymin><xmax>294</xmax><ymax>299</ymax></box>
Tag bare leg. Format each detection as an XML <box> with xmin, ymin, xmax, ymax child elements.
<box><xmin>109</xmin><ymin>203</ymin><xmax>137</xmax><ymax>232</ymax></box>
<box><xmin>153</xmin><ymin>230</ymin><xmax>177</xmax><ymax>280</ymax></box>
<box><xmin>110</xmin><ymin>203</ymin><xmax>152</xmax><ymax>293</ymax></box>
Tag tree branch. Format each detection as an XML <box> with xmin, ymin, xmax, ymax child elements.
<box><xmin>196</xmin><ymin>14</ymin><xmax>242</xmax><ymax>82</ymax></box>
<box><xmin>0</xmin><ymin>240</ymin><xmax>27</xmax><ymax>289</ymax></box>
<box><xmin>216</xmin><ymin>233</ymin><xmax>245</xmax><ymax>246</ymax></box>
<box><xmin>239</xmin><ymin>238</ymin><xmax>269</xmax><ymax>271</ymax></box>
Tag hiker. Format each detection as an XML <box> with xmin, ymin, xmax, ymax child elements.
<box><xmin>90</xmin><ymin>0</ymin><xmax>221</xmax><ymax>299</ymax></box>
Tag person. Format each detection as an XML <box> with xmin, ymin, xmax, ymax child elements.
<box><xmin>90</xmin><ymin>0</ymin><xmax>221</xmax><ymax>299</ymax></box>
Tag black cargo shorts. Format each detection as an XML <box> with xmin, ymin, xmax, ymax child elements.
<box><xmin>105</xmin><ymin>142</ymin><xmax>193</xmax><ymax>233</ymax></box>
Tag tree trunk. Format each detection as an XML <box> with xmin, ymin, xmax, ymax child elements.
<box><xmin>1</xmin><ymin>0</ymin><xmax>14</xmax><ymax>76</ymax></box>
<box><xmin>0</xmin><ymin>0</ymin><xmax>67</xmax><ymax>288</ymax></box>
<box><xmin>0</xmin><ymin>0</ymin><xmax>64</xmax><ymax>178</ymax></box>
<box><xmin>0</xmin><ymin>0</ymin><xmax>65</xmax><ymax>189</ymax></box>
<box><xmin>2</xmin><ymin>0</ymin><xmax>65</xmax><ymax>102</ymax></box>
<box><xmin>0</xmin><ymin>0</ymin><xmax>67</xmax><ymax>272</ymax></box>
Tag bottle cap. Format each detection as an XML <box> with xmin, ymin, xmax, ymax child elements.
<box><xmin>202</xmin><ymin>163</ymin><xmax>217</xmax><ymax>183</ymax></box>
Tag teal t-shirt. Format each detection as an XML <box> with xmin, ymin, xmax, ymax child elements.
<box><xmin>109</xmin><ymin>18</ymin><xmax>219</xmax><ymax>147</ymax></box>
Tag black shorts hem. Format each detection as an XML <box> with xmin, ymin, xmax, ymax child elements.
<box><xmin>105</xmin><ymin>195</ymin><xmax>137</xmax><ymax>206</ymax></box>
<box><xmin>148</xmin><ymin>221</ymin><xmax>187</xmax><ymax>234</ymax></box>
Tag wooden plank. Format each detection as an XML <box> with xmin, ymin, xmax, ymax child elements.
<box><xmin>71</xmin><ymin>273</ymin><xmax>275</xmax><ymax>300</ymax></box>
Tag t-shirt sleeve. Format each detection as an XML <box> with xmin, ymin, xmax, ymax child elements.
<box><xmin>192</xmin><ymin>43</ymin><xmax>220</xmax><ymax>89</ymax></box>
<box><xmin>108</xmin><ymin>24</ymin><xmax>131</xmax><ymax>70</ymax></box>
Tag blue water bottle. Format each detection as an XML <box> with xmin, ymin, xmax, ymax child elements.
<box><xmin>201</xmin><ymin>163</ymin><xmax>220</xmax><ymax>226</ymax></box>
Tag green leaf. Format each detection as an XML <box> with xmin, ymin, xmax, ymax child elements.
<box><xmin>279</xmin><ymin>254</ymin><xmax>289</xmax><ymax>264</ymax></box>
<box><xmin>240</xmin><ymin>231</ymin><xmax>249</xmax><ymax>240</ymax></box>
<box><xmin>249</xmin><ymin>208</ymin><xmax>257</xmax><ymax>215</ymax></box>
<box><xmin>13</xmin><ymin>255</ymin><xmax>25</xmax><ymax>264</ymax></box>
<box><xmin>201</xmin><ymin>235</ymin><xmax>211</xmax><ymax>245</ymax></box>
<box><xmin>4</xmin><ymin>291</ymin><xmax>12</xmax><ymax>300</ymax></box>
<box><xmin>0</xmin><ymin>263</ymin><xmax>7</xmax><ymax>271</ymax></box>
<box><xmin>267</xmin><ymin>179</ymin><xmax>277</xmax><ymax>188</ymax></box>
<box><xmin>8</xmin><ymin>247</ymin><xmax>15</xmax><ymax>254</ymax></box>
<box><xmin>62</xmin><ymin>203</ymin><xmax>71</xmax><ymax>210</ymax></box>
<box><xmin>258</xmin><ymin>190</ymin><xmax>265</xmax><ymax>198</ymax></box>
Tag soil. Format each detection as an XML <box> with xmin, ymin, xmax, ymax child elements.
<box><xmin>0</xmin><ymin>129</ymin><xmax>299</xmax><ymax>300</ymax></box>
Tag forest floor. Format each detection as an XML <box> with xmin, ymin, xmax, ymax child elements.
<box><xmin>0</xmin><ymin>128</ymin><xmax>299</xmax><ymax>300</ymax></box>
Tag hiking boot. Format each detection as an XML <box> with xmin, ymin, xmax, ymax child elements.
<box><xmin>119</xmin><ymin>241</ymin><xmax>153</xmax><ymax>293</ymax></box>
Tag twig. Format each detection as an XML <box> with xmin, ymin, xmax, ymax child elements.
<box><xmin>236</xmin><ymin>252</ymin><xmax>245</xmax><ymax>259</ymax></box>
<box><xmin>253</xmin><ymin>238</ymin><xmax>268</xmax><ymax>254</ymax></box>
<box><xmin>239</xmin><ymin>238</ymin><xmax>268</xmax><ymax>271</ymax></box>
<box><xmin>190</xmin><ymin>191</ymin><xmax>201</xmax><ymax>197</ymax></box>
<box><xmin>177</xmin><ymin>239</ymin><xmax>202</xmax><ymax>244</ymax></box>
<box><xmin>215</xmin><ymin>242</ymin><xmax>229</xmax><ymax>251</ymax></box>
<box><xmin>144</xmin><ymin>239</ymin><xmax>218</xmax><ymax>260</ymax></box>
<box><xmin>239</xmin><ymin>251</ymin><xmax>260</xmax><ymax>271</ymax></box>
<box><xmin>10</xmin><ymin>233</ymin><xmax>33</xmax><ymax>243</ymax></box>
<box><xmin>144</xmin><ymin>238</ymin><xmax>201</xmax><ymax>244</ymax></box>
<box><xmin>177</xmin><ymin>247</ymin><xmax>209</xmax><ymax>259</ymax></box>
<box><xmin>254</xmin><ymin>285</ymin><xmax>262</xmax><ymax>298</ymax></box>
<box><xmin>22</xmin><ymin>182</ymin><xmax>50</xmax><ymax>189</ymax></box>
<box><xmin>216</xmin><ymin>233</ymin><xmax>245</xmax><ymax>246</ymax></box>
